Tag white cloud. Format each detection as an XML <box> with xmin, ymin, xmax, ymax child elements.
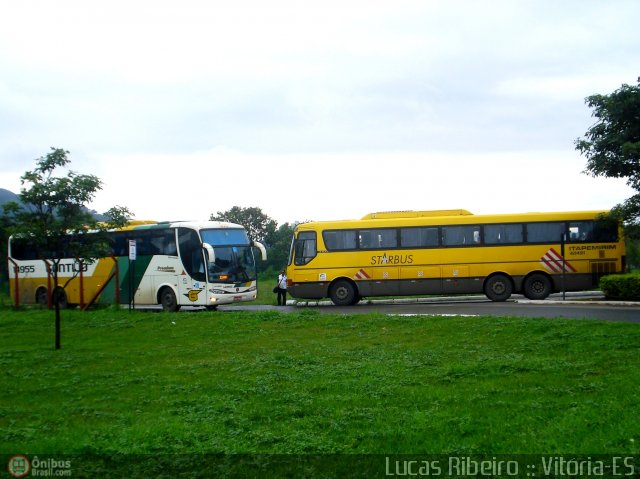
<box><xmin>1</xmin><ymin>0</ymin><xmax>639</xmax><ymax>224</ymax></box>
<box><xmin>88</xmin><ymin>149</ymin><xmax>633</xmax><ymax>225</ymax></box>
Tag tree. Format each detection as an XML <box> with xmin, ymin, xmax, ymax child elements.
<box><xmin>210</xmin><ymin>206</ymin><xmax>277</xmax><ymax>244</ymax></box>
<box><xmin>0</xmin><ymin>202</ymin><xmax>17</xmax><ymax>297</ymax></box>
<box><xmin>575</xmin><ymin>79</ymin><xmax>640</xmax><ymax>234</ymax></box>
<box><xmin>5</xmin><ymin>148</ymin><xmax>132</xmax><ymax>350</ymax></box>
<box><xmin>264</xmin><ymin>222</ymin><xmax>295</xmax><ymax>272</ymax></box>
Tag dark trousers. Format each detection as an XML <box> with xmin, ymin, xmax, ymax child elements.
<box><xmin>277</xmin><ymin>288</ymin><xmax>287</xmax><ymax>306</ymax></box>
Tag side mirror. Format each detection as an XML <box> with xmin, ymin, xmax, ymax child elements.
<box><xmin>203</xmin><ymin>242</ymin><xmax>215</xmax><ymax>263</ymax></box>
<box><xmin>251</xmin><ymin>240</ymin><xmax>267</xmax><ymax>261</ymax></box>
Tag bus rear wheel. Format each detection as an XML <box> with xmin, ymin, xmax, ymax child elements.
<box><xmin>329</xmin><ymin>279</ymin><xmax>358</xmax><ymax>306</ymax></box>
<box><xmin>36</xmin><ymin>287</ymin><xmax>48</xmax><ymax>307</ymax></box>
<box><xmin>523</xmin><ymin>273</ymin><xmax>552</xmax><ymax>300</ymax></box>
<box><xmin>160</xmin><ymin>287</ymin><xmax>181</xmax><ymax>312</ymax></box>
<box><xmin>484</xmin><ymin>274</ymin><xmax>513</xmax><ymax>302</ymax></box>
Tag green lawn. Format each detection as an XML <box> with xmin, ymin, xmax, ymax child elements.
<box><xmin>2</xmin><ymin>308</ymin><xmax>639</xmax><ymax>458</ymax></box>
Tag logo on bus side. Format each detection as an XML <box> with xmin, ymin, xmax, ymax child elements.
<box><xmin>568</xmin><ymin>244</ymin><xmax>617</xmax><ymax>256</ymax></box>
<box><xmin>53</xmin><ymin>262</ymin><xmax>89</xmax><ymax>273</ymax></box>
<box><xmin>186</xmin><ymin>290</ymin><xmax>202</xmax><ymax>302</ymax></box>
<box><xmin>370</xmin><ymin>253</ymin><xmax>414</xmax><ymax>266</ymax></box>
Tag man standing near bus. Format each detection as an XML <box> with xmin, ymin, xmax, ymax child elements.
<box><xmin>276</xmin><ymin>270</ymin><xmax>287</xmax><ymax>306</ymax></box>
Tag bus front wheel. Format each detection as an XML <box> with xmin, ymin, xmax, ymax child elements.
<box><xmin>523</xmin><ymin>273</ymin><xmax>552</xmax><ymax>300</ymax></box>
<box><xmin>329</xmin><ymin>279</ymin><xmax>358</xmax><ymax>306</ymax></box>
<box><xmin>160</xmin><ymin>287</ymin><xmax>181</xmax><ymax>312</ymax></box>
<box><xmin>484</xmin><ymin>274</ymin><xmax>513</xmax><ymax>302</ymax></box>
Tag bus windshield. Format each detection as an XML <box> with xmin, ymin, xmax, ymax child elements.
<box><xmin>208</xmin><ymin>245</ymin><xmax>256</xmax><ymax>283</ymax></box>
<box><xmin>201</xmin><ymin>227</ymin><xmax>255</xmax><ymax>283</ymax></box>
<box><xmin>200</xmin><ymin>228</ymin><xmax>250</xmax><ymax>246</ymax></box>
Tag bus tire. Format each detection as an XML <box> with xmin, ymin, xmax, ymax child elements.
<box><xmin>523</xmin><ymin>273</ymin><xmax>552</xmax><ymax>300</ymax></box>
<box><xmin>484</xmin><ymin>274</ymin><xmax>513</xmax><ymax>302</ymax></box>
<box><xmin>160</xmin><ymin>287</ymin><xmax>181</xmax><ymax>312</ymax></box>
<box><xmin>329</xmin><ymin>279</ymin><xmax>358</xmax><ymax>306</ymax></box>
<box><xmin>36</xmin><ymin>287</ymin><xmax>48</xmax><ymax>307</ymax></box>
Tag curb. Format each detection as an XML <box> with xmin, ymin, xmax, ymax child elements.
<box><xmin>288</xmin><ymin>292</ymin><xmax>640</xmax><ymax>308</ymax></box>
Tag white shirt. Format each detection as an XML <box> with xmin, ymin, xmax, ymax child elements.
<box><xmin>278</xmin><ymin>273</ymin><xmax>287</xmax><ymax>290</ymax></box>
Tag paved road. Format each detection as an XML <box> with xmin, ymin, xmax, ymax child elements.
<box><xmin>220</xmin><ymin>292</ymin><xmax>640</xmax><ymax>323</ymax></box>
<box><xmin>322</xmin><ymin>300</ymin><xmax>640</xmax><ymax>323</ymax></box>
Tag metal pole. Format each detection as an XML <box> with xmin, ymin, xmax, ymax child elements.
<box><xmin>128</xmin><ymin>239</ymin><xmax>136</xmax><ymax>312</ymax></box>
<box><xmin>132</xmin><ymin>258</ymin><xmax>135</xmax><ymax>311</ymax></box>
<box><xmin>561</xmin><ymin>233</ymin><xmax>566</xmax><ymax>301</ymax></box>
<box><xmin>78</xmin><ymin>259</ymin><xmax>85</xmax><ymax>310</ymax></box>
<box><xmin>8</xmin><ymin>258</ymin><xmax>20</xmax><ymax>307</ymax></box>
<box><xmin>113</xmin><ymin>257</ymin><xmax>120</xmax><ymax>305</ymax></box>
<box><xmin>129</xmin><ymin>258</ymin><xmax>133</xmax><ymax>312</ymax></box>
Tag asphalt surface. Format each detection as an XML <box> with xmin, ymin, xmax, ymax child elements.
<box><xmin>219</xmin><ymin>291</ymin><xmax>640</xmax><ymax>323</ymax></box>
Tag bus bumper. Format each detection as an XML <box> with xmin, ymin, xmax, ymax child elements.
<box><xmin>288</xmin><ymin>282</ymin><xmax>327</xmax><ymax>300</ymax></box>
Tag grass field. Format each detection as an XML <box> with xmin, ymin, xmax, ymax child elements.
<box><xmin>2</xmin><ymin>306</ymin><xmax>640</xmax><ymax>460</ymax></box>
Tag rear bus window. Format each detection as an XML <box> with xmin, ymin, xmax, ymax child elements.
<box><xmin>568</xmin><ymin>221</ymin><xmax>593</xmax><ymax>242</ymax></box>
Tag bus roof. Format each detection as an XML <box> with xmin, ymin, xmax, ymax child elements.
<box><xmin>296</xmin><ymin>210</ymin><xmax>612</xmax><ymax>231</ymax></box>
<box><xmin>119</xmin><ymin>220</ymin><xmax>245</xmax><ymax>231</ymax></box>
<box><xmin>362</xmin><ymin>209</ymin><xmax>473</xmax><ymax>219</ymax></box>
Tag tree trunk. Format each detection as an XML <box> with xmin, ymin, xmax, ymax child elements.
<box><xmin>55</xmin><ymin>296</ymin><xmax>61</xmax><ymax>350</ymax></box>
<box><xmin>53</xmin><ymin>264</ymin><xmax>61</xmax><ymax>350</ymax></box>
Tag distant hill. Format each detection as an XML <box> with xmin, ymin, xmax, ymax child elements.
<box><xmin>0</xmin><ymin>188</ymin><xmax>19</xmax><ymax>206</ymax></box>
<box><xmin>0</xmin><ymin>188</ymin><xmax>105</xmax><ymax>220</ymax></box>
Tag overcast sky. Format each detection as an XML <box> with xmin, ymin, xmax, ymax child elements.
<box><xmin>1</xmin><ymin>0</ymin><xmax>638</xmax><ymax>225</ymax></box>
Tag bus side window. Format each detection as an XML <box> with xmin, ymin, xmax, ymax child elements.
<box><xmin>111</xmin><ymin>232</ymin><xmax>128</xmax><ymax>256</ymax></box>
<box><xmin>323</xmin><ymin>230</ymin><xmax>356</xmax><ymax>250</ymax></box>
<box><xmin>442</xmin><ymin>225</ymin><xmax>481</xmax><ymax>246</ymax></box>
<box><xmin>359</xmin><ymin>231</ymin><xmax>373</xmax><ymax>249</ymax></box>
<box><xmin>484</xmin><ymin>224</ymin><xmax>523</xmax><ymax>245</ymax></box>
<box><xmin>593</xmin><ymin>217</ymin><xmax>619</xmax><ymax>242</ymax></box>
<box><xmin>568</xmin><ymin>221</ymin><xmax>593</xmax><ymax>242</ymax></box>
<box><xmin>526</xmin><ymin>222</ymin><xmax>565</xmax><ymax>243</ymax></box>
<box><xmin>178</xmin><ymin>228</ymin><xmax>206</xmax><ymax>281</ymax></box>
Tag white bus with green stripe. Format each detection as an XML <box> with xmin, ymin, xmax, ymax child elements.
<box><xmin>8</xmin><ymin>220</ymin><xmax>267</xmax><ymax>311</ymax></box>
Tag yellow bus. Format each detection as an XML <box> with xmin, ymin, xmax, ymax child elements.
<box><xmin>286</xmin><ymin>209</ymin><xmax>625</xmax><ymax>305</ymax></box>
<box><xmin>8</xmin><ymin>220</ymin><xmax>266</xmax><ymax>311</ymax></box>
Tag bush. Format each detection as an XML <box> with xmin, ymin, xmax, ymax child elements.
<box><xmin>599</xmin><ymin>274</ymin><xmax>640</xmax><ymax>300</ymax></box>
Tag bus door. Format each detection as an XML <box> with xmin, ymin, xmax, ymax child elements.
<box><xmin>177</xmin><ymin>228</ymin><xmax>207</xmax><ymax>306</ymax></box>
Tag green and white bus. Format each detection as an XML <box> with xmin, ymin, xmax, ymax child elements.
<box><xmin>8</xmin><ymin>220</ymin><xmax>267</xmax><ymax>311</ymax></box>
